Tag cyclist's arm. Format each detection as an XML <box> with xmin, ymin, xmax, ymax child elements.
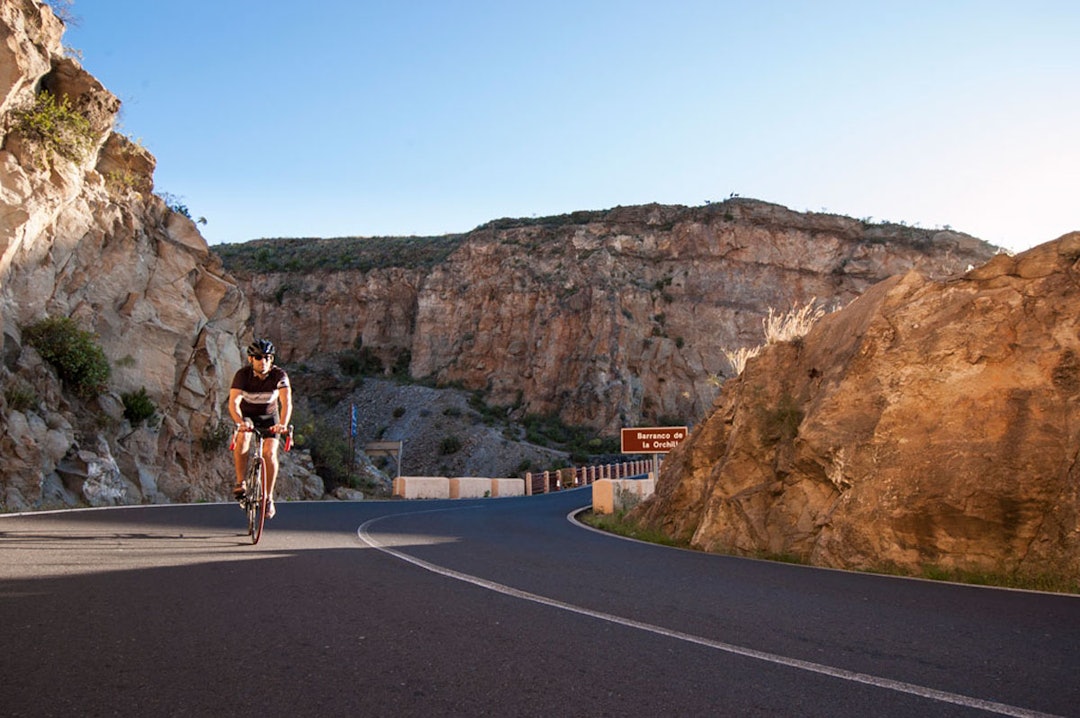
<box><xmin>228</xmin><ymin>388</ymin><xmax>245</xmax><ymax>426</ymax></box>
<box><xmin>275</xmin><ymin>384</ymin><xmax>293</xmax><ymax>432</ymax></box>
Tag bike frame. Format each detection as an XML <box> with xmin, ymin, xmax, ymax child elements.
<box><xmin>229</xmin><ymin>424</ymin><xmax>293</xmax><ymax>545</ymax></box>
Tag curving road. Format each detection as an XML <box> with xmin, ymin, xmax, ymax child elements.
<box><xmin>1</xmin><ymin>489</ymin><xmax>1078</xmax><ymax>717</ymax></box>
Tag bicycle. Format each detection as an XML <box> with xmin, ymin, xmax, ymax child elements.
<box><xmin>230</xmin><ymin>422</ymin><xmax>293</xmax><ymax>544</ymax></box>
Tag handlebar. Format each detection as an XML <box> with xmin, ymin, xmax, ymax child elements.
<box><xmin>229</xmin><ymin>423</ymin><xmax>294</xmax><ymax>452</ymax></box>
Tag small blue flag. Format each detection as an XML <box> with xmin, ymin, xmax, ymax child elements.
<box><xmin>350</xmin><ymin>404</ymin><xmax>357</xmax><ymax>437</ymax></box>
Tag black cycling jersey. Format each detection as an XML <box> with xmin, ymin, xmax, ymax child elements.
<box><xmin>231</xmin><ymin>365</ymin><xmax>290</xmax><ymax>429</ymax></box>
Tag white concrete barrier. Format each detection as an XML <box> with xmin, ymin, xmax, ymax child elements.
<box><xmin>592</xmin><ymin>476</ymin><xmax>655</xmax><ymax>514</ymax></box>
<box><xmin>392</xmin><ymin>476</ymin><xmax>450</xmax><ymax>499</ymax></box>
<box><xmin>393</xmin><ymin>476</ymin><xmax>527</xmax><ymax>500</ymax></box>
<box><xmin>490</xmin><ymin>478</ymin><xmax>525</xmax><ymax>497</ymax></box>
<box><xmin>449</xmin><ymin>477</ymin><xmax>491</xmax><ymax>499</ymax></box>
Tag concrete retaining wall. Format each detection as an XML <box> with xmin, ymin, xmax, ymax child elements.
<box><xmin>392</xmin><ymin>476</ymin><xmax>450</xmax><ymax>499</ymax></box>
<box><xmin>393</xmin><ymin>476</ymin><xmax>527</xmax><ymax>499</ymax></box>
<box><xmin>592</xmin><ymin>476</ymin><xmax>655</xmax><ymax>514</ymax></box>
<box><xmin>491</xmin><ymin>478</ymin><xmax>525</xmax><ymax>497</ymax></box>
<box><xmin>449</xmin><ymin>477</ymin><xmax>490</xmax><ymax>499</ymax></box>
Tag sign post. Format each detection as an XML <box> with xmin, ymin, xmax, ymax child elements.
<box><xmin>348</xmin><ymin>404</ymin><xmax>357</xmax><ymax>480</ymax></box>
<box><xmin>365</xmin><ymin>440</ymin><xmax>403</xmax><ymax>478</ymax></box>
<box><xmin>620</xmin><ymin>426</ymin><xmax>688</xmax><ymax>478</ymax></box>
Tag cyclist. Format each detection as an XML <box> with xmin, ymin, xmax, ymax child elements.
<box><xmin>228</xmin><ymin>339</ymin><xmax>292</xmax><ymax>519</ymax></box>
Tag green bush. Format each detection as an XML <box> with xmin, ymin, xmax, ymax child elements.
<box><xmin>391</xmin><ymin>349</ymin><xmax>412</xmax><ymax>378</ymax></box>
<box><xmin>199</xmin><ymin>418</ymin><xmax>235</xmax><ymax>453</ymax></box>
<box><xmin>760</xmin><ymin>392</ymin><xmax>804</xmax><ymax>444</ymax></box>
<box><xmin>12</xmin><ymin>90</ymin><xmax>94</xmax><ymax>167</ymax></box>
<box><xmin>339</xmin><ymin>346</ymin><xmax>383</xmax><ymax>377</ymax></box>
<box><xmin>121</xmin><ymin>386</ymin><xmax>157</xmax><ymax>426</ymax></box>
<box><xmin>520</xmin><ymin>413</ymin><xmax>620</xmax><ymax>456</ymax></box>
<box><xmin>294</xmin><ymin>412</ymin><xmax>354</xmax><ymax>489</ymax></box>
<box><xmin>439</xmin><ymin>435</ymin><xmax>462</xmax><ymax>455</ymax></box>
<box><xmin>23</xmin><ymin>316</ymin><xmax>110</xmax><ymax>398</ymax></box>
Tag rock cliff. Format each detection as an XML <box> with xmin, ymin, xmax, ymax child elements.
<box><xmin>0</xmin><ymin>0</ymin><xmax>264</xmax><ymax>509</ymax></box>
<box><xmin>636</xmin><ymin>233</ymin><xmax>1080</xmax><ymax>581</ymax></box>
<box><xmin>230</xmin><ymin>201</ymin><xmax>998</xmax><ymax>433</ymax></box>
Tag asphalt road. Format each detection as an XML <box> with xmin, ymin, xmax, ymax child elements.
<box><xmin>1</xmin><ymin>489</ymin><xmax>1078</xmax><ymax>717</ymax></box>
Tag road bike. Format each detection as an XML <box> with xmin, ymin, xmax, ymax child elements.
<box><xmin>230</xmin><ymin>423</ymin><xmax>293</xmax><ymax>544</ymax></box>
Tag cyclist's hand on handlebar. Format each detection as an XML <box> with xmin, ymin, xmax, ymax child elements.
<box><xmin>271</xmin><ymin>423</ymin><xmax>288</xmax><ymax>434</ymax></box>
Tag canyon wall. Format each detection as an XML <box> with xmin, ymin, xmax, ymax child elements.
<box><xmin>238</xmin><ymin>201</ymin><xmax>998</xmax><ymax>433</ymax></box>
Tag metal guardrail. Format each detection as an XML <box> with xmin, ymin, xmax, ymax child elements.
<box><xmin>523</xmin><ymin>459</ymin><xmax>658</xmax><ymax>495</ymax></box>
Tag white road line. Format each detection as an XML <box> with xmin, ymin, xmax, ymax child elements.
<box><xmin>357</xmin><ymin>510</ymin><xmax>1062</xmax><ymax>718</ymax></box>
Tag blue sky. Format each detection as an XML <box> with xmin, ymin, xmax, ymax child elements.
<box><xmin>62</xmin><ymin>1</ymin><xmax>1078</xmax><ymax>252</ymax></box>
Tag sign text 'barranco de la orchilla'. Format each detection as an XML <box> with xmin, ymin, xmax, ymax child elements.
<box><xmin>620</xmin><ymin>426</ymin><xmax>688</xmax><ymax>454</ymax></box>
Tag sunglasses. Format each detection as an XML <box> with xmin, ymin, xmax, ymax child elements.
<box><xmin>250</xmin><ymin>354</ymin><xmax>273</xmax><ymax>361</ymax></box>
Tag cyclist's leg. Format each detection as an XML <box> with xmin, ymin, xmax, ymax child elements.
<box><xmin>260</xmin><ymin>434</ymin><xmax>280</xmax><ymax>518</ymax></box>
<box><xmin>232</xmin><ymin>430</ymin><xmax>251</xmax><ymax>497</ymax></box>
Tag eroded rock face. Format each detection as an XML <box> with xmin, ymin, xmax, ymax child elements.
<box><xmin>637</xmin><ymin>233</ymin><xmax>1080</xmax><ymax>580</ymax></box>
<box><xmin>245</xmin><ymin>201</ymin><xmax>999</xmax><ymax>433</ymax></box>
<box><xmin>0</xmin><ymin>0</ymin><xmax>256</xmax><ymax>508</ymax></box>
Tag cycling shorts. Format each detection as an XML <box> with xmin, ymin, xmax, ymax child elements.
<box><xmin>244</xmin><ymin>414</ymin><xmax>280</xmax><ymax>441</ymax></box>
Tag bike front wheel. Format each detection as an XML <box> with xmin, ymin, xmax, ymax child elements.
<box><xmin>245</xmin><ymin>458</ymin><xmax>267</xmax><ymax>544</ymax></box>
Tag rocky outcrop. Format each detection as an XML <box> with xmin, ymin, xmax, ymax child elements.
<box><xmin>0</xmin><ymin>0</ymin><xmax>257</xmax><ymax>509</ymax></box>
<box><xmin>636</xmin><ymin>233</ymin><xmax>1080</xmax><ymax>581</ymax></box>
<box><xmin>239</xmin><ymin>201</ymin><xmax>998</xmax><ymax>433</ymax></box>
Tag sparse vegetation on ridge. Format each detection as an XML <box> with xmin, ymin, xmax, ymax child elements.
<box><xmin>157</xmin><ymin>192</ymin><xmax>206</xmax><ymax>225</ymax></box>
<box><xmin>43</xmin><ymin>0</ymin><xmax>77</xmax><ymax>24</ymax></box>
<box><xmin>213</xmin><ymin>234</ymin><xmax>465</xmax><ymax>274</ymax></box>
<box><xmin>211</xmin><ymin>199</ymin><xmax>996</xmax><ymax>279</ymax></box>
<box><xmin>477</xmin><ymin>209</ymin><xmax>608</xmax><ymax>230</ymax></box>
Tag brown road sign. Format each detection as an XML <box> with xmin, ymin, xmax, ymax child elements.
<box><xmin>620</xmin><ymin>426</ymin><xmax>688</xmax><ymax>454</ymax></box>
<box><xmin>364</xmin><ymin>441</ymin><xmax>401</xmax><ymax>457</ymax></box>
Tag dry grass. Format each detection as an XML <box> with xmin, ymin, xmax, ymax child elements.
<box><xmin>719</xmin><ymin>298</ymin><xmax>827</xmax><ymax>379</ymax></box>
<box><xmin>762</xmin><ymin>298</ymin><xmax>826</xmax><ymax>345</ymax></box>
<box><xmin>723</xmin><ymin>345</ymin><xmax>762</xmax><ymax>376</ymax></box>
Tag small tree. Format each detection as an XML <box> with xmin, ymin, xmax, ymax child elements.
<box><xmin>121</xmin><ymin>387</ymin><xmax>157</xmax><ymax>427</ymax></box>
<box><xmin>43</xmin><ymin>0</ymin><xmax>77</xmax><ymax>24</ymax></box>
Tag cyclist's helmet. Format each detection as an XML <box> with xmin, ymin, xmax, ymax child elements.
<box><xmin>246</xmin><ymin>339</ymin><xmax>276</xmax><ymax>358</ymax></box>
